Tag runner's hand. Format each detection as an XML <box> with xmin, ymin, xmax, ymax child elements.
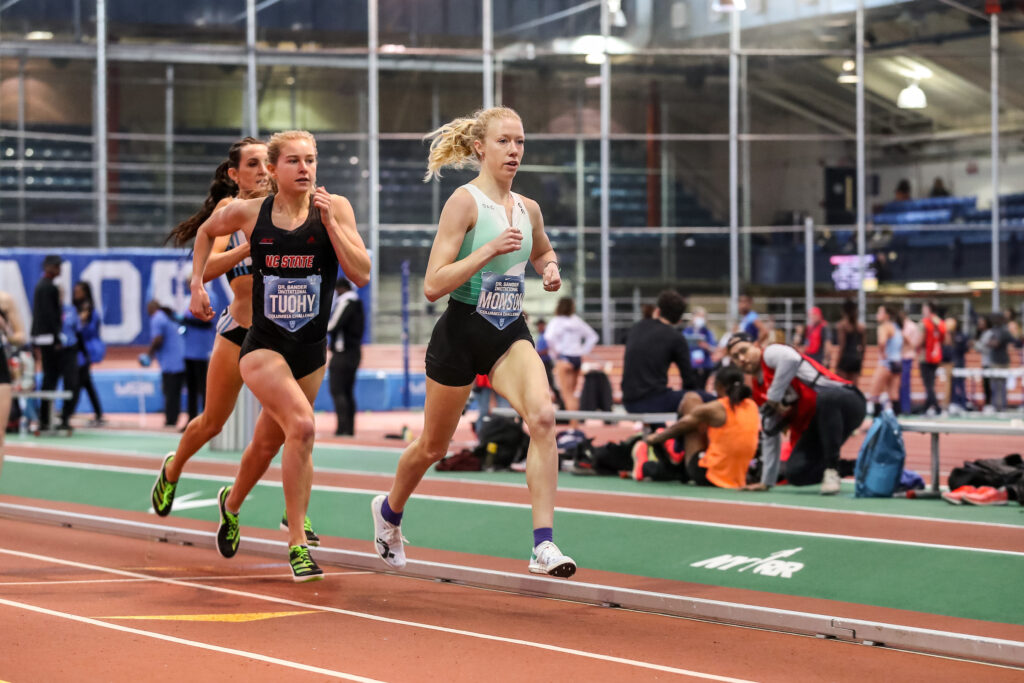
<box><xmin>542</xmin><ymin>261</ymin><xmax>561</xmax><ymax>292</ymax></box>
<box><xmin>313</xmin><ymin>186</ymin><xmax>335</xmax><ymax>227</ymax></box>
<box><xmin>190</xmin><ymin>285</ymin><xmax>214</xmax><ymax>321</ymax></box>
<box><xmin>490</xmin><ymin>226</ymin><xmax>522</xmax><ymax>256</ymax></box>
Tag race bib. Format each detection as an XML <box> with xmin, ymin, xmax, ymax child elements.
<box><xmin>263</xmin><ymin>274</ymin><xmax>321</xmax><ymax>332</ymax></box>
<box><xmin>476</xmin><ymin>272</ymin><xmax>525</xmax><ymax>330</ymax></box>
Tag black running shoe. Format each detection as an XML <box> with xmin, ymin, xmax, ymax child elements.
<box><xmin>216</xmin><ymin>486</ymin><xmax>240</xmax><ymax>559</ymax></box>
<box><xmin>150</xmin><ymin>452</ymin><xmax>177</xmax><ymax>517</ymax></box>
<box><xmin>289</xmin><ymin>545</ymin><xmax>324</xmax><ymax>582</ymax></box>
<box><xmin>280</xmin><ymin>512</ymin><xmax>321</xmax><ymax>547</ymax></box>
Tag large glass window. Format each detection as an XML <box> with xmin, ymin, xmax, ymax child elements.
<box><xmin>107</xmin><ymin>0</ymin><xmax>246</xmax><ymax>45</ymax></box>
<box><xmin>258</xmin><ymin>0</ymin><xmax>368</xmax><ymax>50</ymax></box>
<box><xmin>0</xmin><ymin>0</ymin><xmax>96</xmax><ymax>43</ymax></box>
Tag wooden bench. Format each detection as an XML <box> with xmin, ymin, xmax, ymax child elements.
<box><xmin>897</xmin><ymin>419</ymin><xmax>1024</xmax><ymax>495</ymax></box>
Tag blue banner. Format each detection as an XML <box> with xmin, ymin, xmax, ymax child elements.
<box><xmin>0</xmin><ymin>248</ymin><xmax>371</xmax><ymax>346</ymax></box>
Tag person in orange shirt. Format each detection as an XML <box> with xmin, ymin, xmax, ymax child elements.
<box><xmin>643</xmin><ymin>365</ymin><xmax>760</xmax><ymax>488</ymax></box>
<box><xmin>919</xmin><ymin>301</ymin><xmax>947</xmax><ymax>416</ymax></box>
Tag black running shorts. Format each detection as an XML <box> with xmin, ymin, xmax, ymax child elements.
<box><xmin>425</xmin><ymin>299</ymin><xmax>534</xmax><ymax>387</ymax></box>
<box><xmin>239</xmin><ymin>326</ymin><xmax>327</xmax><ymax>380</ymax></box>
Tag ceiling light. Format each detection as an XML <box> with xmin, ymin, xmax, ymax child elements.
<box><xmin>897</xmin><ymin>83</ymin><xmax>927</xmax><ymax>109</ymax></box>
<box><xmin>608</xmin><ymin>0</ymin><xmax>628</xmax><ymax>27</ymax></box>
<box><xmin>585</xmin><ymin>52</ymin><xmax>606</xmax><ymax>65</ymax></box>
<box><xmin>907</xmin><ymin>281</ymin><xmax>942</xmax><ymax>291</ymax></box>
<box><xmin>25</xmin><ymin>31</ymin><xmax>54</xmax><ymax>40</ymax></box>
<box><xmin>838</xmin><ymin>59</ymin><xmax>858</xmax><ymax>84</ymax></box>
<box><xmin>712</xmin><ymin>0</ymin><xmax>747</xmax><ymax>11</ymax></box>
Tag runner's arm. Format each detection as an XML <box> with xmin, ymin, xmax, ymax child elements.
<box><xmin>321</xmin><ymin>191</ymin><xmax>371</xmax><ymax>288</ymax></box>
<box><xmin>423</xmin><ymin>189</ymin><xmax>499</xmax><ymax>302</ymax></box>
<box><xmin>525</xmin><ymin>198</ymin><xmax>560</xmax><ymax>293</ymax></box>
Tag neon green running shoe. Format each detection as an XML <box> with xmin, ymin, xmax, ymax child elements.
<box><xmin>280</xmin><ymin>512</ymin><xmax>321</xmax><ymax>547</ymax></box>
<box><xmin>288</xmin><ymin>545</ymin><xmax>324</xmax><ymax>582</ymax></box>
<box><xmin>216</xmin><ymin>486</ymin><xmax>240</xmax><ymax>559</ymax></box>
<box><xmin>150</xmin><ymin>452</ymin><xmax>177</xmax><ymax>517</ymax></box>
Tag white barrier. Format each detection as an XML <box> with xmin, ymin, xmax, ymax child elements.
<box><xmin>209</xmin><ymin>386</ymin><xmax>259</xmax><ymax>452</ymax></box>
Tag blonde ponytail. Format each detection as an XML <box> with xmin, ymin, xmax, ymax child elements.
<box><xmin>422</xmin><ymin>106</ymin><xmax>521</xmax><ymax>182</ymax></box>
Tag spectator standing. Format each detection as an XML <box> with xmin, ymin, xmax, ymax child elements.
<box><xmin>920</xmin><ymin>301</ymin><xmax>946</xmax><ymax>416</ymax></box>
<box><xmin>143</xmin><ymin>300</ymin><xmax>187</xmax><ymax>428</ymax></box>
<box><xmin>327</xmin><ymin>279</ymin><xmax>365</xmax><ymax>436</ymax></box>
<box><xmin>832</xmin><ymin>299</ymin><xmax>865</xmax><ymax>383</ymax></box>
<box><xmin>534</xmin><ymin>317</ymin><xmax>562</xmax><ymax>408</ymax></box>
<box><xmin>621</xmin><ymin>290</ymin><xmax>698</xmax><ymax>413</ymax></box>
<box><xmin>737</xmin><ymin>293</ymin><xmax>767</xmax><ymax>344</ymax></box>
<box><xmin>183</xmin><ymin>296</ymin><xmax>217</xmax><ymax>423</ymax></box>
<box><xmin>988</xmin><ymin>313</ymin><xmax>1013</xmax><ymax>413</ymax></box>
<box><xmin>54</xmin><ymin>292</ymin><xmax>79</xmax><ymax>431</ymax></box>
<box><xmin>898</xmin><ymin>310</ymin><xmax>921</xmax><ymax>414</ymax></box>
<box><xmin>799</xmin><ymin>306</ymin><xmax>829</xmax><ymax>365</ymax></box>
<box><xmin>543</xmin><ymin>297</ymin><xmax>598</xmax><ymax>426</ymax></box>
<box><xmin>30</xmin><ymin>254</ymin><xmax>64</xmax><ymax>432</ymax></box>
<box><xmin>682</xmin><ymin>306</ymin><xmax>716</xmax><ymax>391</ymax></box>
<box><xmin>0</xmin><ymin>289</ymin><xmax>27</xmax><ymax>477</ymax></box>
<box><xmin>71</xmin><ymin>281</ymin><xmax>105</xmax><ymax>426</ymax></box>
<box><xmin>947</xmin><ymin>317</ymin><xmax>969</xmax><ymax>413</ymax></box>
<box><xmin>975</xmin><ymin>315</ymin><xmax>994</xmax><ymax>409</ymax></box>
<box><xmin>866</xmin><ymin>305</ymin><xmax>901</xmax><ymax>416</ymax></box>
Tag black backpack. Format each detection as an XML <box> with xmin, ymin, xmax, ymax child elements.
<box><xmin>477</xmin><ymin>414</ymin><xmax>530</xmax><ymax>470</ymax></box>
<box><xmin>948</xmin><ymin>453</ymin><xmax>1024</xmax><ymax>490</ymax></box>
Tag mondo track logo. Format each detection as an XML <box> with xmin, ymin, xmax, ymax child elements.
<box><xmin>690</xmin><ymin>547</ymin><xmax>805</xmax><ymax>578</ymax></box>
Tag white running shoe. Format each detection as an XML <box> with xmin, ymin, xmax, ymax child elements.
<box><xmin>528</xmin><ymin>540</ymin><xmax>577</xmax><ymax>578</ymax></box>
<box><xmin>820</xmin><ymin>468</ymin><xmax>841</xmax><ymax>495</ymax></box>
<box><xmin>370</xmin><ymin>495</ymin><xmax>406</xmax><ymax>569</ymax></box>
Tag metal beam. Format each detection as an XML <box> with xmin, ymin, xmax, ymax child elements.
<box><xmin>95</xmin><ymin>0</ymin><xmax>107</xmax><ymax>248</ymax></box>
<box><xmin>991</xmin><ymin>14</ymin><xmax>1000</xmax><ymax>311</ymax></box>
<box><xmin>246</xmin><ymin>0</ymin><xmax>258</xmax><ymax>136</ymax></box>
<box><xmin>369</xmin><ymin>0</ymin><xmax>381</xmax><ymax>341</ymax></box>
<box><xmin>482</xmin><ymin>0</ymin><xmax>493</xmax><ymax>109</ymax></box>
<box><xmin>728</xmin><ymin>11</ymin><xmax>739</xmax><ymax>328</ymax></box>
<box><xmin>856</xmin><ymin>0</ymin><xmax>866</xmax><ymax>325</ymax></box>
<box><xmin>599</xmin><ymin>0</ymin><xmax>611</xmax><ymax>343</ymax></box>
<box><xmin>498</xmin><ymin>0</ymin><xmax>601</xmax><ymax>36</ymax></box>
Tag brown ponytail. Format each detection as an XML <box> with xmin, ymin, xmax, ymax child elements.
<box><xmin>165</xmin><ymin>136</ymin><xmax>263</xmax><ymax>246</ymax></box>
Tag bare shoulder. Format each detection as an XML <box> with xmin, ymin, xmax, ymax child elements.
<box><xmin>441</xmin><ymin>186</ymin><xmax>477</xmax><ymax>224</ymax></box>
<box><xmin>696</xmin><ymin>397</ymin><xmax>726</xmax><ymax>424</ymax></box>
<box><xmin>0</xmin><ymin>290</ymin><xmax>11</xmax><ymax>309</ymax></box>
<box><xmin>329</xmin><ymin>193</ymin><xmax>353</xmax><ymax>211</ymax></box>
<box><xmin>519</xmin><ymin>195</ymin><xmax>543</xmax><ymax>222</ymax></box>
<box><xmin>213</xmin><ymin>196</ymin><xmax>235</xmax><ymax>213</ymax></box>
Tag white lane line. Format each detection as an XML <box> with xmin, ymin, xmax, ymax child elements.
<box><xmin>6</xmin><ymin>442</ymin><xmax>1017</xmax><ymax>531</ymax></box>
<box><xmin>0</xmin><ymin>572</ymin><xmax>374</xmax><ymax>586</ymax></box>
<box><xmin>0</xmin><ymin>596</ymin><xmax>383</xmax><ymax>682</ymax></box>
<box><xmin>9</xmin><ymin>455</ymin><xmax>1024</xmax><ymax>556</ymax></box>
<box><xmin>0</xmin><ymin>547</ymin><xmax>755</xmax><ymax>683</ymax></box>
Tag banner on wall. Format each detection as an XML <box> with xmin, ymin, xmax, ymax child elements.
<box><xmin>0</xmin><ymin>248</ymin><xmax>371</xmax><ymax>345</ymax></box>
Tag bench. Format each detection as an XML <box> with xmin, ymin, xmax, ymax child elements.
<box><xmin>11</xmin><ymin>389</ymin><xmax>75</xmax><ymax>435</ymax></box>
<box><xmin>897</xmin><ymin>420</ymin><xmax>1024</xmax><ymax>495</ymax></box>
<box><xmin>491</xmin><ymin>407</ymin><xmax>675</xmax><ymax>434</ymax></box>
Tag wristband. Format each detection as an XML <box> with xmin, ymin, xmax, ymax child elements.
<box><xmin>543</xmin><ymin>260</ymin><xmax>560</xmax><ymax>272</ymax></box>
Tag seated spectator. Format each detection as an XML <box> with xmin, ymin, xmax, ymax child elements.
<box><xmin>737</xmin><ymin>293</ymin><xmax>768</xmax><ymax>344</ymax></box>
<box><xmin>929</xmin><ymin>177</ymin><xmax>951</xmax><ymax>198</ymax></box>
<box><xmin>682</xmin><ymin>306</ymin><xmax>716</xmax><ymax>390</ymax></box>
<box><xmin>728</xmin><ymin>333</ymin><xmax>866</xmax><ymax>495</ymax></box>
<box><xmin>642</xmin><ymin>365</ymin><xmax>759</xmax><ymax>488</ymax></box>
<box><xmin>621</xmin><ymin>290</ymin><xmax>698</xmax><ymax>413</ymax></box>
<box><xmin>894</xmin><ymin>179</ymin><xmax>912</xmax><ymax>202</ymax></box>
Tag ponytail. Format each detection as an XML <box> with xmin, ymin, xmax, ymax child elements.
<box><xmin>165</xmin><ymin>136</ymin><xmax>264</xmax><ymax>246</ymax></box>
<box><xmin>715</xmin><ymin>365</ymin><xmax>752</xmax><ymax>408</ymax></box>
<box><xmin>422</xmin><ymin>106</ymin><xmax>521</xmax><ymax>182</ymax></box>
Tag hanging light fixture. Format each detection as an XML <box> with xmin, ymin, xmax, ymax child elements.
<box><xmin>897</xmin><ymin>82</ymin><xmax>926</xmax><ymax>109</ymax></box>
<box><xmin>608</xmin><ymin>0</ymin><xmax>628</xmax><ymax>28</ymax></box>
<box><xmin>712</xmin><ymin>0</ymin><xmax>747</xmax><ymax>12</ymax></box>
<box><xmin>837</xmin><ymin>59</ymin><xmax>858</xmax><ymax>84</ymax></box>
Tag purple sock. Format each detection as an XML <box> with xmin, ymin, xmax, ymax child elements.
<box><xmin>381</xmin><ymin>496</ymin><xmax>403</xmax><ymax>526</ymax></box>
<box><xmin>533</xmin><ymin>527</ymin><xmax>553</xmax><ymax>548</ymax></box>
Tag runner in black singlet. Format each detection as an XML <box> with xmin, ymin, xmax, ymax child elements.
<box><xmin>189</xmin><ymin>130</ymin><xmax>370</xmax><ymax>582</ymax></box>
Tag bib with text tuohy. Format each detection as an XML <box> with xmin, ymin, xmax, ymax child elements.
<box><xmin>263</xmin><ymin>274</ymin><xmax>322</xmax><ymax>332</ymax></box>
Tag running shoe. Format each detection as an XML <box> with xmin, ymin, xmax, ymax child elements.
<box><xmin>941</xmin><ymin>485</ymin><xmax>983</xmax><ymax>505</ymax></box>
<box><xmin>631</xmin><ymin>440</ymin><xmax>656</xmax><ymax>481</ymax></box>
<box><xmin>962</xmin><ymin>487</ymin><xmax>1009</xmax><ymax>506</ymax></box>
<box><xmin>370</xmin><ymin>494</ymin><xmax>407</xmax><ymax>569</ymax></box>
<box><xmin>288</xmin><ymin>545</ymin><xmax>324</xmax><ymax>582</ymax></box>
<box><xmin>820</xmin><ymin>468</ymin><xmax>841</xmax><ymax>495</ymax></box>
<box><xmin>528</xmin><ymin>540</ymin><xmax>577</xmax><ymax>578</ymax></box>
<box><xmin>150</xmin><ymin>452</ymin><xmax>177</xmax><ymax>517</ymax></box>
<box><xmin>216</xmin><ymin>486</ymin><xmax>240</xmax><ymax>559</ymax></box>
<box><xmin>280</xmin><ymin>512</ymin><xmax>321</xmax><ymax>547</ymax></box>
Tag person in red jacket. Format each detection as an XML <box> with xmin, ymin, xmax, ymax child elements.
<box><xmin>727</xmin><ymin>333</ymin><xmax>866</xmax><ymax>495</ymax></box>
<box><xmin>920</xmin><ymin>301</ymin><xmax>947</xmax><ymax>416</ymax></box>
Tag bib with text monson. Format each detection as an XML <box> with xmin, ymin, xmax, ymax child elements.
<box><xmin>476</xmin><ymin>271</ymin><xmax>525</xmax><ymax>330</ymax></box>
